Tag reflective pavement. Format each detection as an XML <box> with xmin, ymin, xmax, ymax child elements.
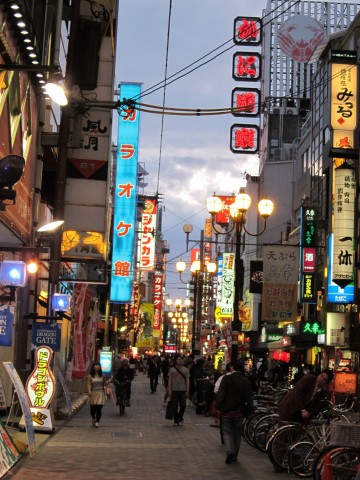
<box><xmin>11</xmin><ymin>373</ymin><xmax>292</xmax><ymax>479</ymax></box>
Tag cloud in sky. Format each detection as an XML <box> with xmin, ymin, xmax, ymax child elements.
<box><xmin>116</xmin><ymin>0</ymin><xmax>265</xmax><ymax>296</ymax></box>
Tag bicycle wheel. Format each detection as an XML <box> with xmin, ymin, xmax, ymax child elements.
<box><xmin>288</xmin><ymin>440</ymin><xmax>320</xmax><ymax>477</ymax></box>
<box><xmin>267</xmin><ymin>424</ymin><xmax>312</xmax><ymax>471</ymax></box>
<box><xmin>244</xmin><ymin>411</ymin><xmax>271</xmax><ymax>447</ymax></box>
<box><xmin>313</xmin><ymin>447</ymin><xmax>360</xmax><ymax>480</ymax></box>
<box><xmin>253</xmin><ymin>414</ymin><xmax>279</xmax><ymax>452</ymax></box>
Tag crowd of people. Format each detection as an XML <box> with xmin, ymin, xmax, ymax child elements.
<box><xmin>87</xmin><ymin>352</ymin><xmax>334</xmax><ymax>465</ymax></box>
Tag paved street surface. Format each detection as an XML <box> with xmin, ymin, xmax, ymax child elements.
<box><xmin>10</xmin><ymin>373</ymin><xmax>292</xmax><ymax>479</ymax></box>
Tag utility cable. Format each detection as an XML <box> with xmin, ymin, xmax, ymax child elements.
<box><xmin>156</xmin><ymin>0</ymin><xmax>173</xmax><ymax>195</ymax></box>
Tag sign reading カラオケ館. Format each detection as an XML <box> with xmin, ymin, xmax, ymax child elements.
<box><xmin>110</xmin><ymin>83</ymin><xmax>141</xmax><ymax>303</ymax></box>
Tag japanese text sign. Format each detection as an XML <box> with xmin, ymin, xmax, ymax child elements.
<box><xmin>110</xmin><ymin>83</ymin><xmax>141</xmax><ymax>302</ymax></box>
<box><xmin>233</xmin><ymin>52</ymin><xmax>261</xmax><ymax>81</ymax></box>
<box><xmin>331</xmin><ymin>63</ymin><xmax>357</xmax><ymax>135</ymax></box>
<box><xmin>231</xmin><ymin>88</ymin><xmax>260</xmax><ymax>117</ymax></box>
<box><xmin>327</xmin><ymin>233</ymin><xmax>354</xmax><ymax>303</ymax></box>
<box><xmin>153</xmin><ymin>271</ymin><xmax>163</xmax><ymax>337</ymax></box>
<box><xmin>230</xmin><ymin>124</ymin><xmax>259</xmax><ymax>154</ymax></box>
<box><xmin>137</xmin><ymin>198</ymin><xmax>157</xmax><ymax>271</ymax></box>
<box><xmin>220</xmin><ymin>253</ymin><xmax>235</xmax><ymax>316</ymax></box>
<box><xmin>25</xmin><ymin>346</ymin><xmax>55</xmax><ymax>408</ymax></box>
<box><xmin>332</xmin><ymin>162</ymin><xmax>355</xmax><ymax>289</ymax></box>
<box><xmin>233</xmin><ymin>17</ymin><xmax>262</xmax><ymax>45</ymax></box>
<box><xmin>262</xmin><ymin>245</ymin><xmax>299</xmax><ymax>322</ymax></box>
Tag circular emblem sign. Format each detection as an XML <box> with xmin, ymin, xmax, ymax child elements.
<box><xmin>278</xmin><ymin>15</ymin><xmax>326</xmax><ymax>63</ymax></box>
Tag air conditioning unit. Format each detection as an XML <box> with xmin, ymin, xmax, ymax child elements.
<box><xmin>286</xmin><ymin>107</ymin><xmax>298</xmax><ymax>115</ymax></box>
<box><xmin>273</xmin><ymin>148</ymin><xmax>282</xmax><ymax>161</ymax></box>
<box><xmin>273</xmin><ymin>107</ymin><xmax>285</xmax><ymax>114</ymax></box>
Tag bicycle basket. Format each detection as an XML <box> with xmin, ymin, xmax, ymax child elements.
<box><xmin>330</xmin><ymin>422</ymin><xmax>360</xmax><ymax>447</ymax></box>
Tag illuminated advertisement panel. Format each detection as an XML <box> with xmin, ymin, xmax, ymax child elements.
<box><xmin>137</xmin><ymin>198</ymin><xmax>157</xmax><ymax>271</ymax></box>
<box><xmin>328</xmin><ymin>234</ymin><xmax>354</xmax><ymax>303</ymax></box>
<box><xmin>220</xmin><ymin>253</ymin><xmax>235</xmax><ymax>315</ymax></box>
<box><xmin>331</xmin><ymin>62</ymin><xmax>357</xmax><ymax>140</ymax></box>
<box><xmin>332</xmin><ymin>162</ymin><xmax>355</xmax><ymax>289</ymax></box>
<box><xmin>110</xmin><ymin>83</ymin><xmax>141</xmax><ymax>302</ymax></box>
<box><xmin>153</xmin><ymin>271</ymin><xmax>163</xmax><ymax>338</ymax></box>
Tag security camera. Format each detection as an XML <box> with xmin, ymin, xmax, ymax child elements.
<box><xmin>0</xmin><ymin>155</ymin><xmax>25</xmax><ymax>210</ymax></box>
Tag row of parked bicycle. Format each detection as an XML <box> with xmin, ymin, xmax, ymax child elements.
<box><xmin>242</xmin><ymin>384</ymin><xmax>360</xmax><ymax>479</ymax></box>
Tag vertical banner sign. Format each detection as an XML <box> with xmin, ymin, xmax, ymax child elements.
<box><xmin>216</xmin><ymin>254</ymin><xmax>223</xmax><ymax>306</ymax></box>
<box><xmin>220</xmin><ymin>253</ymin><xmax>235</xmax><ymax>315</ymax></box>
<box><xmin>153</xmin><ymin>271</ymin><xmax>163</xmax><ymax>338</ymax></box>
<box><xmin>262</xmin><ymin>245</ymin><xmax>299</xmax><ymax>322</ymax></box>
<box><xmin>0</xmin><ymin>305</ymin><xmax>14</xmax><ymax>346</ymax></box>
<box><xmin>72</xmin><ymin>283</ymin><xmax>92</xmax><ymax>379</ymax></box>
<box><xmin>137</xmin><ymin>198</ymin><xmax>157</xmax><ymax>271</ymax></box>
<box><xmin>231</xmin><ymin>17</ymin><xmax>262</xmax><ymax>155</ymax></box>
<box><xmin>327</xmin><ymin>234</ymin><xmax>354</xmax><ymax>303</ymax></box>
<box><xmin>110</xmin><ymin>82</ymin><xmax>141</xmax><ymax>302</ymax></box>
<box><xmin>300</xmin><ymin>207</ymin><xmax>317</xmax><ymax>303</ymax></box>
<box><xmin>249</xmin><ymin>260</ymin><xmax>263</xmax><ymax>294</ymax></box>
<box><xmin>332</xmin><ymin>163</ymin><xmax>355</xmax><ymax>288</ymax></box>
<box><xmin>205</xmin><ymin>218</ymin><xmax>212</xmax><ymax>239</ymax></box>
<box><xmin>136</xmin><ymin>303</ymin><xmax>154</xmax><ymax>350</ymax></box>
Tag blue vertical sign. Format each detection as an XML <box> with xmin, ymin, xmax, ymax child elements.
<box><xmin>110</xmin><ymin>83</ymin><xmax>141</xmax><ymax>302</ymax></box>
<box><xmin>0</xmin><ymin>305</ymin><xmax>14</xmax><ymax>346</ymax></box>
<box><xmin>328</xmin><ymin>234</ymin><xmax>354</xmax><ymax>303</ymax></box>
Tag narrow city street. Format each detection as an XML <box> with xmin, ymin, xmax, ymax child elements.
<box><xmin>10</xmin><ymin>373</ymin><xmax>291</xmax><ymax>480</ymax></box>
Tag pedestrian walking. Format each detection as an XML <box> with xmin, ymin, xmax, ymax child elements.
<box><xmin>87</xmin><ymin>362</ymin><xmax>107</xmax><ymax>428</ymax></box>
<box><xmin>115</xmin><ymin>357</ymin><xmax>134</xmax><ymax>406</ymax></box>
<box><xmin>148</xmin><ymin>355</ymin><xmax>159</xmax><ymax>393</ymax></box>
<box><xmin>216</xmin><ymin>360</ymin><xmax>254</xmax><ymax>464</ymax></box>
<box><xmin>168</xmin><ymin>355</ymin><xmax>190</xmax><ymax>426</ymax></box>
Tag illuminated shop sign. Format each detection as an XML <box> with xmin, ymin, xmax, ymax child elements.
<box><xmin>327</xmin><ymin>234</ymin><xmax>354</xmax><ymax>303</ymax></box>
<box><xmin>26</xmin><ymin>346</ymin><xmax>55</xmax><ymax>408</ymax></box>
<box><xmin>232</xmin><ymin>52</ymin><xmax>261</xmax><ymax>81</ymax></box>
<box><xmin>233</xmin><ymin>17</ymin><xmax>262</xmax><ymax>45</ymax></box>
<box><xmin>332</xmin><ymin>162</ymin><xmax>355</xmax><ymax>289</ymax></box>
<box><xmin>301</xmin><ymin>273</ymin><xmax>316</xmax><ymax>303</ymax></box>
<box><xmin>230</xmin><ymin>124</ymin><xmax>259</xmax><ymax>154</ymax></box>
<box><xmin>220</xmin><ymin>253</ymin><xmax>235</xmax><ymax>315</ymax></box>
<box><xmin>231</xmin><ymin>87</ymin><xmax>260</xmax><ymax>117</ymax></box>
<box><xmin>110</xmin><ymin>83</ymin><xmax>141</xmax><ymax>302</ymax></box>
<box><xmin>137</xmin><ymin>198</ymin><xmax>157</xmax><ymax>271</ymax></box>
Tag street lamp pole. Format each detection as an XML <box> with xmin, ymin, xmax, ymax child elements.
<box><xmin>206</xmin><ymin>191</ymin><xmax>274</xmax><ymax>364</ymax></box>
<box><xmin>231</xmin><ymin>222</ymin><xmax>244</xmax><ymax>362</ymax></box>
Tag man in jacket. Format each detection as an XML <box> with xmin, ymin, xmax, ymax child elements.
<box><xmin>168</xmin><ymin>355</ymin><xmax>190</xmax><ymax>426</ymax></box>
<box><xmin>216</xmin><ymin>360</ymin><xmax>254</xmax><ymax>464</ymax></box>
<box><xmin>115</xmin><ymin>358</ymin><xmax>134</xmax><ymax>406</ymax></box>
<box><xmin>278</xmin><ymin>369</ymin><xmax>333</xmax><ymax>422</ymax></box>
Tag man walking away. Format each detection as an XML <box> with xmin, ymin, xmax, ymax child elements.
<box><xmin>148</xmin><ymin>355</ymin><xmax>159</xmax><ymax>393</ymax></box>
<box><xmin>168</xmin><ymin>355</ymin><xmax>190</xmax><ymax>426</ymax></box>
<box><xmin>216</xmin><ymin>360</ymin><xmax>254</xmax><ymax>464</ymax></box>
